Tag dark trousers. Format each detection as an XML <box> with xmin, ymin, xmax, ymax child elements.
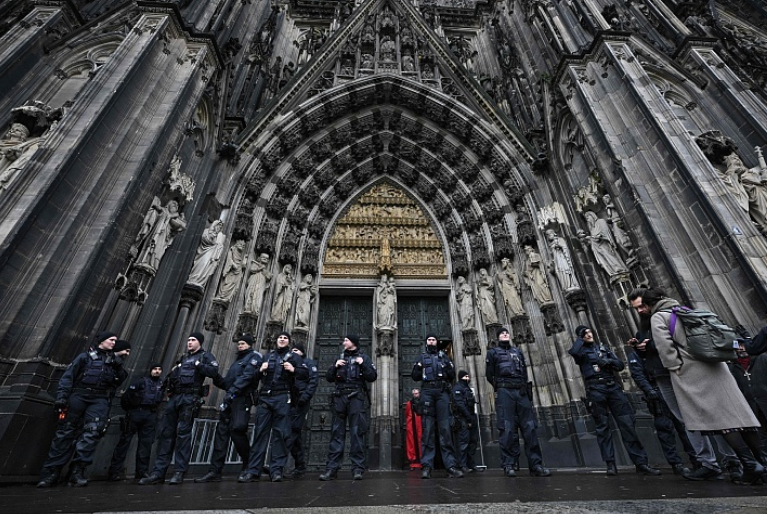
<box><xmin>245</xmin><ymin>393</ymin><xmax>291</xmax><ymax>477</ymax></box>
<box><xmin>43</xmin><ymin>392</ymin><xmax>110</xmax><ymax>470</ymax></box>
<box><xmin>495</xmin><ymin>387</ymin><xmax>543</xmax><ymax>470</ymax></box>
<box><xmin>649</xmin><ymin>396</ymin><xmax>695</xmax><ymax>466</ymax></box>
<box><xmin>420</xmin><ymin>387</ymin><xmax>458</xmax><ymax>470</ymax></box>
<box><xmin>325</xmin><ymin>390</ymin><xmax>368</xmax><ymax>473</ymax></box>
<box><xmin>151</xmin><ymin>393</ymin><xmax>199</xmax><ymax>476</ymax></box>
<box><xmin>208</xmin><ymin>396</ymin><xmax>252</xmax><ymax>474</ymax></box>
<box><xmin>587</xmin><ymin>383</ymin><xmax>648</xmax><ymax>465</ymax></box>
<box><xmin>455</xmin><ymin>417</ymin><xmax>479</xmax><ymax>468</ymax></box>
<box><xmin>287</xmin><ymin>401</ymin><xmax>311</xmax><ymax>470</ymax></box>
<box><xmin>108</xmin><ymin>408</ymin><xmax>158</xmax><ymax>478</ymax></box>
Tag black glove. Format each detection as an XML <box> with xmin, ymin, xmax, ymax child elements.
<box><xmin>646</xmin><ymin>389</ymin><xmax>660</xmax><ymax>401</ymax></box>
<box><xmin>597</xmin><ymin>357</ymin><xmax>610</xmax><ymax>368</ymax></box>
<box><xmin>54</xmin><ymin>399</ymin><xmax>68</xmax><ymax>412</ymax></box>
<box><xmin>297</xmin><ymin>396</ymin><xmax>309</xmax><ymax>407</ymax></box>
<box><xmin>110</xmin><ymin>355</ymin><xmax>124</xmax><ymax>368</ymax></box>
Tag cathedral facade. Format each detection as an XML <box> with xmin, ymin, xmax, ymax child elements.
<box><xmin>1</xmin><ymin>0</ymin><xmax>767</xmax><ymax>477</ymax></box>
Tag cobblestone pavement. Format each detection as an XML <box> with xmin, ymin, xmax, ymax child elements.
<box><xmin>3</xmin><ymin>468</ymin><xmax>767</xmax><ymax>514</ymax></box>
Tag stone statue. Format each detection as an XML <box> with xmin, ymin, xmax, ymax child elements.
<box><xmin>269</xmin><ymin>263</ymin><xmax>296</xmax><ymax>323</ymax></box>
<box><xmin>720</xmin><ymin>153</ymin><xmax>750</xmax><ymax>212</ymax></box>
<box><xmin>294</xmin><ymin>274</ymin><xmax>318</xmax><ymax>328</ymax></box>
<box><xmin>215</xmin><ymin>240</ymin><xmax>246</xmax><ymax>303</ymax></box>
<box><xmin>496</xmin><ymin>257</ymin><xmax>525</xmax><ymax>318</ymax></box>
<box><xmin>523</xmin><ymin>245</ymin><xmax>553</xmax><ymax>305</ymax></box>
<box><xmin>187</xmin><ymin>220</ymin><xmax>225</xmax><ymax>288</ymax></box>
<box><xmin>581</xmin><ymin>211</ymin><xmax>628</xmax><ymax>276</ymax></box>
<box><xmin>475</xmin><ymin>268</ymin><xmax>499</xmax><ymax>325</ymax></box>
<box><xmin>375</xmin><ymin>274</ymin><xmax>397</xmax><ymax>330</ymax></box>
<box><xmin>545</xmin><ymin>229</ymin><xmax>580</xmax><ymax>291</ymax></box>
<box><xmin>455</xmin><ymin>276</ymin><xmax>475</xmax><ymax>330</ymax></box>
<box><xmin>603</xmin><ymin>195</ymin><xmax>635</xmax><ymax>259</ymax></box>
<box><xmin>0</xmin><ymin>123</ymin><xmax>40</xmax><ymax>191</ymax></box>
<box><xmin>243</xmin><ymin>253</ymin><xmax>273</xmax><ymax>315</ymax></box>
<box><xmin>133</xmin><ymin>197</ymin><xmax>187</xmax><ymax>272</ymax></box>
<box><xmin>728</xmin><ymin>153</ymin><xmax>767</xmax><ymax>231</ymax></box>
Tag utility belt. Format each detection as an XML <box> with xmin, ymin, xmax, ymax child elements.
<box><xmin>137</xmin><ymin>405</ymin><xmax>159</xmax><ymax>412</ymax></box>
<box><xmin>171</xmin><ymin>386</ymin><xmax>203</xmax><ymax>395</ymax></box>
<box><xmin>495</xmin><ymin>379</ymin><xmax>525</xmax><ymax>389</ymax></box>
<box><xmin>586</xmin><ymin>376</ymin><xmax>616</xmax><ymax>387</ymax></box>
<box><xmin>260</xmin><ymin>388</ymin><xmax>290</xmax><ymax>397</ymax></box>
<box><xmin>421</xmin><ymin>380</ymin><xmax>448</xmax><ymax>390</ymax></box>
<box><xmin>72</xmin><ymin>387</ymin><xmax>111</xmax><ymax>396</ymax></box>
<box><xmin>335</xmin><ymin>384</ymin><xmax>363</xmax><ymax>391</ymax></box>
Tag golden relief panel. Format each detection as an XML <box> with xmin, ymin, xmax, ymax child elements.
<box><xmin>322</xmin><ymin>182</ymin><xmax>447</xmax><ymax>278</ymax></box>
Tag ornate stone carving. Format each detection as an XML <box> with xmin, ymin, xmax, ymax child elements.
<box><xmin>235</xmin><ymin>312</ymin><xmax>258</xmax><ymax>340</ymax></box>
<box><xmin>462</xmin><ymin>328</ymin><xmax>481</xmax><ymax>356</ymax></box>
<box><xmin>375</xmin><ymin>274</ymin><xmax>397</xmax><ymax>330</ymax></box>
<box><xmin>522</xmin><ymin>245</ymin><xmax>553</xmax><ymax>305</ymax></box>
<box><xmin>186</xmin><ymin>220</ymin><xmax>225</xmax><ymax>289</ymax></box>
<box><xmin>294</xmin><ymin>273</ymin><xmax>317</xmax><ymax>328</ymax></box>
<box><xmin>455</xmin><ymin>276</ymin><xmax>476</xmax><ymax>330</ymax></box>
<box><xmin>279</xmin><ymin>230</ymin><xmax>299</xmax><ymax>266</ymax></box>
<box><xmin>540</xmin><ymin>304</ymin><xmax>564</xmax><ymax>336</ymax></box>
<box><xmin>204</xmin><ymin>299</ymin><xmax>228</xmax><ymax>334</ymax></box>
<box><xmin>511</xmin><ymin>315</ymin><xmax>534</xmax><ymax>344</ymax></box>
<box><xmin>496</xmin><ymin>257</ymin><xmax>525</xmax><ymax>318</ymax></box>
<box><xmin>603</xmin><ymin>195</ymin><xmax>638</xmax><ymax>267</ymax></box>
<box><xmin>214</xmin><ymin>240</ymin><xmax>246</xmax><ymax>304</ymax></box>
<box><xmin>254</xmin><ymin>220</ymin><xmax>278</xmax><ymax>255</ymax></box>
<box><xmin>131</xmin><ymin>197</ymin><xmax>187</xmax><ymax>275</ymax></box>
<box><xmin>165</xmin><ymin>155</ymin><xmax>195</xmax><ymax>203</ymax></box>
<box><xmin>376</xmin><ymin>328</ymin><xmax>395</xmax><ymax>357</ymax></box>
<box><xmin>243</xmin><ymin>253</ymin><xmax>272</xmax><ymax>316</ymax></box>
<box><xmin>475</xmin><ymin>268</ymin><xmax>499</xmax><ymax>325</ymax></box>
<box><xmin>578</xmin><ymin>211</ymin><xmax>629</xmax><ymax>280</ymax></box>
<box><xmin>545</xmin><ymin>229</ymin><xmax>580</xmax><ymax>291</ymax></box>
<box><xmin>269</xmin><ymin>264</ymin><xmax>295</xmax><ymax>323</ymax></box>
<box><xmin>573</xmin><ymin>174</ymin><xmax>601</xmax><ymax>213</ymax></box>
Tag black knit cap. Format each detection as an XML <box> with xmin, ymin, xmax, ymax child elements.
<box><xmin>189</xmin><ymin>331</ymin><xmax>205</xmax><ymax>344</ymax></box>
<box><xmin>345</xmin><ymin>334</ymin><xmax>360</xmax><ymax>347</ymax></box>
<box><xmin>458</xmin><ymin>370</ymin><xmax>469</xmax><ymax>380</ymax></box>
<box><xmin>277</xmin><ymin>331</ymin><xmax>291</xmax><ymax>343</ymax></box>
<box><xmin>95</xmin><ymin>331</ymin><xmax>118</xmax><ymax>343</ymax></box>
<box><xmin>149</xmin><ymin>363</ymin><xmax>163</xmax><ymax>370</ymax></box>
<box><xmin>575</xmin><ymin>325</ymin><xmax>591</xmax><ymax>338</ymax></box>
<box><xmin>113</xmin><ymin>340</ymin><xmax>131</xmax><ymax>353</ymax></box>
<box><xmin>497</xmin><ymin>327</ymin><xmax>510</xmax><ymax>338</ymax></box>
<box><xmin>292</xmin><ymin>342</ymin><xmax>306</xmax><ymax>355</ymax></box>
<box><xmin>425</xmin><ymin>333</ymin><xmax>439</xmax><ymax>342</ymax></box>
<box><xmin>238</xmin><ymin>334</ymin><xmax>255</xmax><ymax>347</ymax></box>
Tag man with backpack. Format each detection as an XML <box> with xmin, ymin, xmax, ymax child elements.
<box><xmin>108</xmin><ymin>362</ymin><xmax>165</xmax><ymax>481</ymax></box>
<box><xmin>629</xmin><ymin>287</ymin><xmax>766</xmax><ymax>484</ymax></box>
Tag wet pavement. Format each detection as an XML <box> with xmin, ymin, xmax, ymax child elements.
<box><xmin>4</xmin><ymin>467</ymin><xmax>767</xmax><ymax>514</ymax></box>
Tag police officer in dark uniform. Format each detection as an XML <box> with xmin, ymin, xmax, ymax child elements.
<box><xmin>412</xmin><ymin>333</ymin><xmax>464</xmax><ymax>479</ymax></box>
<box><xmin>319</xmin><ymin>334</ymin><xmax>377</xmax><ymax>481</ymax></box>
<box><xmin>238</xmin><ymin>331</ymin><xmax>305</xmax><ymax>483</ymax></box>
<box><xmin>37</xmin><ymin>331</ymin><xmax>129</xmax><ymax>488</ymax></box>
<box><xmin>287</xmin><ymin>341</ymin><xmax>318</xmax><ymax>478</ymax></box>
<box><xmin>452</xmin><ymin>370</ymin><xmax>482</xmax><ymax>473</ymax></box>
<box><xmin>627</xmin><ymin>331</ymin><xmax>696</xmax><ymax>475</ymax></box>
<box><xmin>140</xmin><ymin>332</ymin><xmax>219</xmax><ymax>485</ymax></box>
<box><xmin>569</xmin><ymin>325</ymin><xmax>660</xmax><ymax>476</ymax></box>
<box><xmin>486</xmin><ymin>328</ymin><xmax>551</xmax><ymax>477</ymax></box>
<box><xmin>194</xmin><ymin>334</ymin><xmax>262</xmax><ymax>483</ymax></box>
<box><xmin>108</xmin><ymin>362</ymin><xmax>165</xmax><ymax>481</ymax></box>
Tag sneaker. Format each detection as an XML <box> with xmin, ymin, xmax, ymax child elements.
<box><xmin>684</xmin><ymin>466</ymin><xmax>722</xmax><ymax>481</ymax></box>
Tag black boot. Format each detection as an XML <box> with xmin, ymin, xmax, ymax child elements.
<box><xmin>36</xmin><ymin>468</ymin><xmax>60</xmax><ymax>488</ymax></box>
<box><xmin>725</xmin><ymin>434</ymin><xmax>767</xmax><ymax>485</ymax></box>
<box><xmin>69</xmin><ymin>465</ymin><xmax>88</xmax><ymax>487</ymax></box>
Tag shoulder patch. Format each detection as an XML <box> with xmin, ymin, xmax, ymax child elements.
<box><xmin>251</xmin><ymin>358</ymin><xmax>259</xmax><ymax>366</ymax></box>
<box><xmin>311</xmin><ymin>366</ymin><xmax>317</xmax><ymax>372</ymax></box>
<box><xmin>210</xmin><ymin>361</ymin><xmax>218</xmax><ymax>367</ymax></box>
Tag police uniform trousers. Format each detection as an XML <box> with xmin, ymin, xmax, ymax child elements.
<box><xmin>286</xmin><ymin>400</ymin><xmax>311</xmax><ymax>471</ymax></box>
<box><xmin>108</xmin><ymin>407</ymin><xmax>158</xmax><ymax>478</ymax></box>
<box><xmin>208</xmin><ymin>396</ymin><xmax>253</xmax><ymax>475</ymax></box>
<box><xmin>455</xmin><ymin>417</ymin><xmax>479</xmax><ymax>469</ymax></box>
<box><xmin>151</xmin><ymin>393</ymin><xmax>200</xmax><ymax>476</ymax></box>
<box><xmin>326</xmin><ymin>389</ymin><xmax>368</xmax><ymax>473</ymax></box>
<box><xmin>586</xmin><ymin>382</ymin><xmax>648</xmax><ymax>465</ymax></box>
<box><xmin>648</xmin><ymin>395</ymin><xmax>696</xmax><ymax>467</ymax></box>
<box><xmin>43</xmin><ymin>391</ymin><xmax>111</xmax><ymax>469</ymax></box>
<box><xmin>420</xmin><ymin>386</ymin><xmax>458</xmax><ymax>470</ymax></box>
<box><xmin>496</xmin><ymin>387</ymin><xmax>543</xmax><ymax>470</ymax></box>
<box><xmin>245</xmin><ymin>392</ymin><xmax>291</xmax><ymax>477</ymax></box>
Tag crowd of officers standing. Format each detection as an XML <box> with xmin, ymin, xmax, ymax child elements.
<box><xmin>36</xmin><ymin>310</ymin><xmax>767</xmax><ymax>487</ymax></box>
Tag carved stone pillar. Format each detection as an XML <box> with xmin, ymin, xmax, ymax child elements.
<box><xmin>540</xmin><ymin>304</ymin><xmax>564</xmax><ymax>336</ymax></box>
<box><xmin>292</xmin><ymin>326</ymin><xmax>309</xmax><ymax>348</ymax></box>
<box><xmin>234</xmin><ymin>312</ymin><xmax>258</xmax><ymax>340</ymax></box>
<box><xmin>510</xmin><ymin>315</ymin><xmax>534</xmax><ymax>345</ymax></box>
<box><xmin>462</xmin><ymin>328</ymin><xmax>481</xmax><ymax>356</ymax></box>
<box><xmin>203</xmin><ymin>298</ymin><xmax>228</xmax><ymax>335</ymax></box>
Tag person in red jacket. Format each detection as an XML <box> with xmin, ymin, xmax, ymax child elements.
<box><xmin>405</xmin><ymin>388</ymin><xmax>423</xmax><ymax>470</ymax></box>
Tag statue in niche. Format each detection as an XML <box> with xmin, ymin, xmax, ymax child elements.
<box><xmin>724</xmin><ymin>152</ymin><xmax>767</xmax><ymax>231</ymax></box>
<box><xmin>269</xmin><ymin>263</ymin><xmax>296</xmax><ymax>323</ymax></box>
<box><xmin>455</xmin><ymin>276</ymin><xmax>475</xmax><ymax>330</ymax></box>
<box><xmin>545</xmin><ymin>229</ymin><xmax>580</xmax><ymax>291</ymax></box>
<box><xmin>402</xmin><ymin>53</ymin><xmax>415</xmax><ymax>72</ymax></box>
<box><xmin>361</xmin><ymin>19</ymin><xmax>375</xmax><ymax>43</ymax></box>
<box><xmin>133</xmin><ymin>197</ymin><xmax>187</xmax><ymax>272</ymax></box>
<box><xmin>340</xmin><ymin>59</ymin><xmax>354</xmax><ymax>76</ymax></box>
<box><xmin>580</xmin><ymin>211</ymin><xmax>629</xmax><ymax>277</ymax></box>
<box><xmin>719</xmin><ymin>153</ymin><xmax>750</xmax><ymax>212</ymax></box>
<box><xmin>215</xmin><ymin>239</ymin><xmax>246</xmax><ymax>303</ymax></box>
<box><xmin>380</xmin><ymin>36</ymin><xmax>396</xmax><ymax>61</ymax></box>
<box><xmin>380</xmin><ymin>7</ymin><xmax>395</xmax><ymax>29</ymax></box>
<box><xmin>602</xmin><ymin>195</ymin><xmax>635</xmax><ymax>259</ymax></box>
<box><xmin>243</xmin><ymin>253</ymin><xmax>273</xmax><ymax>315</ymax></box>
<box><xmin>422</xmin><ymin>63</ymin><xmax>434</xmax><ymax>79</ymax></box>
<box><xmin>187</xmin><ymin>220</ymin><xmax>225</xmax><ymax>288</ymax></box>
<box><xmin>523</xmin><ymin>245</ymin><xmax>553</xmax><ymax>305</ymax></box>
<box><xmin>294</xmin><ymin>274</ymin><xmax>318</xmax><ymax>328</ymax></box>
<box><xmin>375</xmin><ymin>274</ymin><xmax>397</xmax><ymax>330</ymax></box>
<box><xmin>0</xmin><ymin>123</ymin><xmax>40</xmax><ymax>191</ymax></box>
<box><xmin>496</xmin><ymin>257</ymin><xmax>525</xmax><ymax>318</ymax></box>
<box><xmin>475</xmin><ymin>268</ymin><xmax>499</xmax><ymax>325</ymax></box>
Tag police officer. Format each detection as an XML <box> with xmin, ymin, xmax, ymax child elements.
<box><xmin>319</xmin><ymin>334</ymin><xmax>377</xmax><ymax>481</ymax></box>
<box><xmin>287</xmin><ymin>341</ymin><xmax>318</xmax><ymax>478</ymax></box>
<box><xmin>140</xmin><ymin>332</ymin><xmax>219</xmax><ymax>485</ymax></box>
<box><xmin>627</xmin><ymin>332</ymin><xmax>696</xmax><ymax>475</ymax></box>
<box><xmin>37</xmin><ymin>331</ymin><xmax>129</xmax><ymax>488</ymax></box>
<box><xmin>486</xmin><ymin>328</ymin><xmax>551</xmax><ymax>477</ymax></box>
<box><xmin>452</xmin><ymin>370</ymin><xmax>482</xmax><ymax>473</ymax></box>
<box><xmin>194</xmin><ymin>334</ymin><xmax>262</xmax><ymax>483</ymax></box>
<box><xmin>412</xmin><ymin>334</ymin><xmax>463</xmax><ymax>479</ymax></box>
<box><xmin>108</xmin><ymin>362</ymin><xmax>165</xmax><ymax>481</ymax></box>
<box><xmin>238</xmin><ymin>331</ymin><xmax>305</xmax><ymax>483</ymax></box>
<box><xmin>569</xmin><ymin>325</ymin><xmax>660</xmax><ymax>476</ymax></box>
